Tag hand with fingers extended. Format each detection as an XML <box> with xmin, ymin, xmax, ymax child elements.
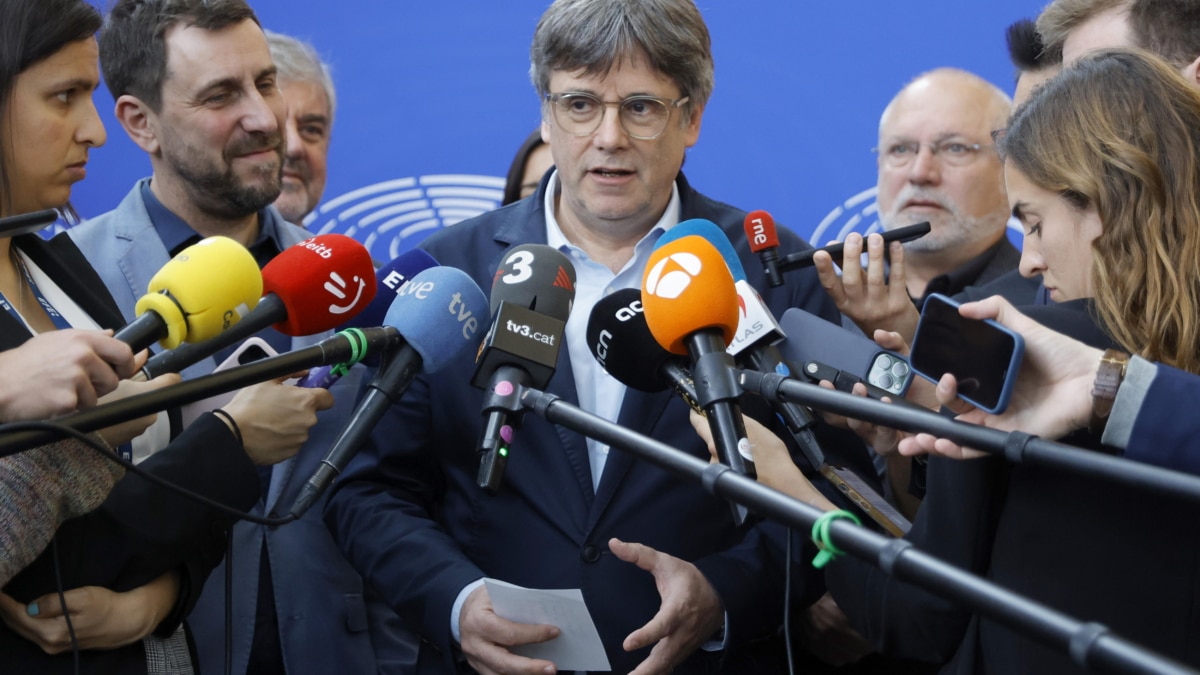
<box><xmin>0</xmin><ymin>330</ymin><xmax>140</xmax><ymax>422</ymax></box>
<box><xmin>814</xmin><ymin>233</ymin><xmax>920</xmax><ymax>342</ymax></box>
<box><xmin>608</xmin><ymin>538</ymin><xmax>724</xmax><ymax>675</ymax></box>
<box><xmin>0</xmin><ymin>571</ymin><xmax>179</xmax><ymax>654</ymax></box>
<box><xmin>897</xmin><ymin>295</ymin><xmax>1100</xmax><ymax>460</ymax></box>
<box><xmin>458</xmin><ymin>585</ymin><xmax>561</xmax><ymax>675</ymax></box>
<box><xmin>220</xmin><ymin>374</ymin><xmax>335</xmax><ymax>465</ymax></box>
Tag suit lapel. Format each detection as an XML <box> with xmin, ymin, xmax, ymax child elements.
<box><xmin>587</xmin><ymin>387</ymin><xmax>673</xmax><ymax>529</ymax></box>
<box><xmin>0</xmin><ymin>235</ymin><xmax>128</xmax><ymax>350</ymax></box>
<box><xmin>489</xmin><ymin>198</ymin><xmax>599</xmax><ymax>517</ymax></box>
<box><xmin>32</xmin><ymin>235</ymin><xmax>126</xmax><ymax>329</ymax></box>
<box><xmin>540</xmin><ymin>341</ymin><xmax>597</xmax><ymax>512</ymax></box>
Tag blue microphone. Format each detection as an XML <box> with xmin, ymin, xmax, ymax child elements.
<box><xmin>296</xmin><ymin>249</ymin><xmax>440</xmax><ymax>387</ymax></box>
<box><xmin>288</xmin><ymin>266</ymin><xmax>488</xmax><ymax>518</ymax></box>
<box><xmin>656</xmin><ymin>218</ymin><xmax>748</xmax><ymax>281</ymax></box>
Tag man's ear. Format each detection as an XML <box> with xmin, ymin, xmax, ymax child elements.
<box><xmin>1183</xmin><ymin>54</ymin><xmax>1200</xmax><ymax>89</ymax></box>
<box><xmin>113</xmin><ymin>94</ymin><xmax>160</xmax><ymax>155</ymax></box>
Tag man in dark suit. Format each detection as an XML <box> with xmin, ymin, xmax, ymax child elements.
<box><xmin>323</xmin><ymin>0</ymin><xmax>840</xmax><ymax>673</ymax></box>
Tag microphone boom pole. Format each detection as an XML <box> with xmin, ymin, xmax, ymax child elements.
<box><xmin>737</xmin><ymin>368</ymin><xmax>1200</xmax><ymax>507</ymax></box>
<box><xmin>0</xmin><ymin>328</ymin><xmax>399</xmax><ymax>458</ymax></box>
<box><xmin>514</xmin><ymin>383</ymin><xmax>1197</xmax><ymax>675</ymax></box>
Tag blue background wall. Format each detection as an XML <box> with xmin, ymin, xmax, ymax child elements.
<box><xmin>71</xmin><ymin>1</ymin><xmax>1047</xmax><ymax>258</ymax></box>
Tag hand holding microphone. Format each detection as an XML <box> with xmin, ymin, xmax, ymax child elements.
<box><xmin>0</xmin><ymin>330</ymin><xmax>139</xmax><ymax>422</ymax></box>
<box><xmin>92</xmin><ymin>373</ymin><xmax>182</xmax><ymax>448</ymax></box>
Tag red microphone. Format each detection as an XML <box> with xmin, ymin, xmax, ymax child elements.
<box><xmin>138</xmin><ymin>234</ymin><xmax>377</xmax><ymax>379</ymax></box>
<box><xmin>744</xmin><ymin>209</ymin><xmax>783</xmax><ymax>287</ymax></box>
<box><xmin>261</xmin><ymin>234</ymin><xmax>377</xmax><ymax>335</ymax></box>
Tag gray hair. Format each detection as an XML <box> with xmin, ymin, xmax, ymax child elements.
<box><xmin>529</xmin><ymin>0</ymin><xmax>714</xmax><ymax>116</ymax></box>
<box><xmin>265</xmin><ymin>29</ymin><xmax>336</xmax><ymax>120</ymax></box>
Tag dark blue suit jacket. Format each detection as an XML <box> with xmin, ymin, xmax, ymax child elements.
<box><xmin>1122</xmin><ymin>362</ymin><xmax>1200</xmax><ymax>475</ymax></box>
<box><xmin>325</xmin><ymin>174</ymin><xmax>840</xmax><ymax>673</ymax></box>
<box><xmin>826</xmin><ymin>303</ymin><xmax>1200</xmax><ymax>673</ymax></box>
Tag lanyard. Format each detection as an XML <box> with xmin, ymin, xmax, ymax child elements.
<box><xmin>0</xmin><ymin>251</ymin><xmax>73</xmax><ymax>332</ymax></box>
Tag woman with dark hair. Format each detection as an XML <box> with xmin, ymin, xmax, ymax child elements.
<box><xmin>0</xmin><ymin>0</ymin><xmax>131</xmax><ymax>588</ymax></box>
<box><xmin>0</xmin><ymin>0</ymin><xmax>291</xmax><ymax>671</ymax></box>
<box><xmin>501</xmin><ymin>128</ymin><xmax>553</xmax><ymax>205</ymax></box>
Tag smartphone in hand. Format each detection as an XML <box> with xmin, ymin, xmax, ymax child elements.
<box><xmin>909</xmin><ymin>294</ymin><xmax>1024</xmax><ymax>414</ymax></box>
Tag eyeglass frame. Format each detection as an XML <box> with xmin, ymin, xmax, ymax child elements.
<box><xmin>872</xmin><ymin>138</ymin><xmax>993</xmax><ymax>168</ymax></box>
<box><xmin>543</xmin><ymin>91</ymin><xmax>691</xmax><ymax>141</ymax></box>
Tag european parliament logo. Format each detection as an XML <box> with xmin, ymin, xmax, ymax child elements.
<box><xmin>305</xmin><ymin>174</ymin><xmax>505</xmax><ymax>261</ymax></box>
<box><xmin>811</xmin><ymin>186</ymin><xmax>881</xmax><ymax>246</ymax></box>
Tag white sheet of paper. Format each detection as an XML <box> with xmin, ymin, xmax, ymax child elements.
<box><xmin>484</xmin><ymin>578</ymin><xmax>611</xmax><ymax>672</ymax></box>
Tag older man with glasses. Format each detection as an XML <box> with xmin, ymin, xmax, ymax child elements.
<box><xmin>815</xmin><ymin>68</ymin><xmax>1018</xmax><ymax>344</ymax></box>
<box><xmin>324</xmin><ymin>0</ymin><xmax>842</xmax><ymax>673</ymax></box>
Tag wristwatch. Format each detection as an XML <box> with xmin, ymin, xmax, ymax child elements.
<box><xmin>1089</xmin><ymin>349</ymin><xmax>1130</xmax><ymax>436</ymax></box>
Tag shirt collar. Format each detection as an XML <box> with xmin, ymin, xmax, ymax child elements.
<box><xmin>542</xmin><ymin>169</ymin><xmax>681</xmax><ymax>258</ymax></box>
<box><xmin>141</xmin><ymin>180</ymin><xmax>285</xmax><ymax>264</ymax></box>
<box><xmin>919</xmin><ymin>236</ymin><xmax>1012</xmax><ymax>304</ymax></box>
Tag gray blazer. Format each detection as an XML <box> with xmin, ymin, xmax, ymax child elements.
<box><xmin>70</xmin><ymin>179</ymin><xmax>418</xmax><ymax>675</ymax></box>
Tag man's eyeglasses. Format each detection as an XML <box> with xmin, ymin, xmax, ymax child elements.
<box><xmin>544</xmin><ymin>92</ymin><xmax>689</xmax><ymax>140</ymax></box>
<box><xmin>873</xmin><ymin>140</ymin><xmax>990</xmax><ymax>168</ymax></box>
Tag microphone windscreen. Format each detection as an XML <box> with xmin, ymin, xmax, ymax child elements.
<box><xmin>743</xmin><ymin>210</ymin><xmax>780</xmax><ymax>253</ymax></box>
<box><xmin>384</xmin><ymin>266</ymin><xmax>488</xmax><ymax>372</ymax></box>
<box><xmin>488</xmin><ymin>243</ymin><xmax>576</xmax><ymax>321</ymax></box>
<box><xmin>138</xmin><ymin>236</ymin><xmax>263</xmax><ymax>349</ymax></box>
<box><xmin>262</xmin><ymin>234</ymin><xmax>377</xmax><ymax>336</ymax></box>
<box><xmin>341</xmin><ymin>249</ymin><xmax>439</xmax><ymax>330</ymax></box>
<box><xmin>642</xmin><ymin>235</ymin><xmax>739</xmax><ymax>355</ymax></box>
<box><xmin>656</xmin><ymin>218</ymin><xmax>747</xmax><ymax>281</ymax></box>
<box><xmin>586</xmin><ymin>288</ymin><xmax>672</xmax><ymax>392</ymax></box>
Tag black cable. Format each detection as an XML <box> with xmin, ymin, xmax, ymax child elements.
<box><xmin>784</xmin><ymin>527</ymin><xmax>795</xmax><ymax>675</ymax></box>
<box><xmin>225</xmin><ymin>528</ymin><xmax>233</xmax><ymax>675</ymax></box>
<box><xmin>51</xmin><ymin>538</ymin><xmax>80</xmax><ymax>675</ymax></box>
<box><xmin>0</xmin><ymin>420</ymin><xmax>297</xmax><ymax>526</ymax></box>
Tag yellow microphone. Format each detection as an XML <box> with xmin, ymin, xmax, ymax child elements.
<box><xmin>118</xmin><ymin>236</ymin><xmax>262</xmax><ymax>351</ymax></box>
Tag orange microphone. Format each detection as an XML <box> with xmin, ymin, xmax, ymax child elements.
<box><xmin>641</xmin><ymin>235</ymin><xmax>739</xmax><ymax>355</ymax></box>
<box><xmin>641</xmin><ymin>235</ymin><xmax>753</xmax><ymax>523</ymax></box>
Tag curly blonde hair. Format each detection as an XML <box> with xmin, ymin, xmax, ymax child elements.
<box><xmin>999</xmin><ymin>48</ymin><xmax>1200</xmax><ymax>372</ymax></box>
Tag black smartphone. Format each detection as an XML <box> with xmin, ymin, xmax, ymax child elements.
<box><xmin>909</xmin><ymin>294</ymin><xmax>1024</xmax><ymax>414</ymax></box>
<box><xmin>778</xmin><ymin>308</ymin><xmax>912</xmax><ymax>397</ymax></box>
<box><xmin>780</xmin><ymin>221</ymin><xmax>932</xmax><ymax>272</ymax></box>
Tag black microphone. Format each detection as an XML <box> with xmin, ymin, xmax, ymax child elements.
<box><xmin>586</xmin><ymin>288</ymin><xmax>700</xmax><ymax>411</ymax></box>
<box><xmin>287</xmin><ymin>266</ymin><xmax>488</xmax><ymax>519</ymax></box>
<box><xmin>0</xmin><ymin>210</ymin><xmax>59</xmax><ymax>236</ymax></box>
<box><xmin>472</xmin><ymin>244</ymin><xmax>576</xmax><ymax>493</ymax></box>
